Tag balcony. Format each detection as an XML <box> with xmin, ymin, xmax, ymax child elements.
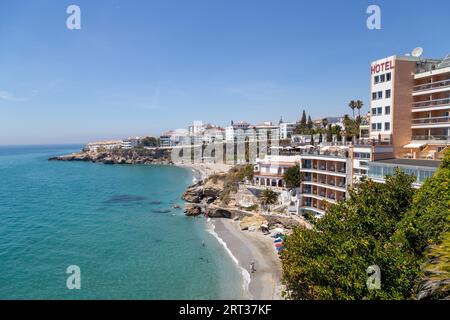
<box><xmin>301</xmin><ymin>164</ymin><xmax>347</xmax><ymax>176</ymax></box>
<box><xmin>413</xmin><ymin>79</ymin><xmax>450</xmax><ymax>93</ymax></box>
<box><xmin>412</xmin><ymin>135</ymin><xmax>450</xmax><ymax>142</ymax></box>
<box><xmin>412</xmin><ymin>97</ymin><xmax>450</xmax><ymax>111</ymax></box>
<box><xmin>412</xmin><ymin>116</ymin><xmax>450</xmax><ymax>128</ymax></box>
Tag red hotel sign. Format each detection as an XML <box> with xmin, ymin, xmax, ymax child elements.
<box><xmin>371</xmin><ymin>60</ymin><xmax>395</xmax><ymax>74</ymax></box>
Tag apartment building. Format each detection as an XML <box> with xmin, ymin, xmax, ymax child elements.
<box><xmin>364</xmin><ymin>51</ymin><xmax>448</xmax><ymax>189</ymax></box>
<box><xmin>225</xmin><ymin>121</ymin><xmax>280</xmax><ymax>142</ymax></box>
<box><xmin>85</xmin><ymin>140</ymin><xmax>123</xmax><ymax>152</ymax></box>
<box><xmin>252</xmin><ymin>155</ymin><xmax>302</xmax><ymax>189</ymax></box>
<box><xmin>369</xmin><ymin>52</ymin><xmax>450</xmax><ymax>159</ymax></box>
<box><xmin>121</xmin><ymin>137</ymin><xmax>141</xmax><ymax>149</ymax></box>
<box><xmin>410</xmin><ymin>55</ymin><xmax>450</xmax><ymax>158</ymax></box>
<box><xmin>298</xmin><ymin>150</ymin><xmax>352</xmax><ymax>217</ymax></box>
<box><xmin>279</xmin><ymin>121</ymin><xmax>297</xmax><ymax>140</ymax></box>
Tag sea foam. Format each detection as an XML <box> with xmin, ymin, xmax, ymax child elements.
<box><xmin>206</xmin><ymin>220</ymin><xmax>251</xmax><ymax>295</ymax></box>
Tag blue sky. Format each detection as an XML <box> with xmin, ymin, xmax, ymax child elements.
<box><xmin>1</xmin><ymin>0</ymin><xmax>449</xmax><ymax>144</ymax></box>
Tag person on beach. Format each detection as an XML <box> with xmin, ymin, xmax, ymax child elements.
<box><xmin>250</xmin><ymin>261</ymin><xmax>256</xmax><ymax>273</ymax></box>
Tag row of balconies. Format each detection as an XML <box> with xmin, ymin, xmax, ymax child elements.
<box><xmin>303</xmin><ymin>174</ymin><xmax>346</xmax><ymax>188</ymax></box>
<box><xmin>302</xmin><ymin>186</ymin><xmax>346</xmax><ymax>202</ymax></box>
<box><xmin>411</xmin><ymin>135</ymin><xmax>450</xmax><ymax>141</ymax></box>
<box><xmin>302</xmin><ymin>160</ymin><xmax>346</xmax><ymax>174</ymax></box>
<box><xmin>411</xmin><ymin>115</ymin><xmax>450</xmax><ymax>127</ymax></box>
<box><xmin>413</xmin><ymin>78</ymin><xmax>450</xmax><ymax>93</ymax></box>
<box><xmin>412</xmin><ymin>97</ymin><xmax>450</xmax><ymax>110</ymax></box>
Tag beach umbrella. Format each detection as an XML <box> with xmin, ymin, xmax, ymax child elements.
<box><xmin>274</xmin><ymin>239</ymin><xmax>283</xmax><ymax>243</ymax></box>
<box><xmin>272</xmin><ymin>233</ymin><xmax>282</xmax><ymax>238</ymax></box>
<box><xmin>273</xmin><ymin>228</ymin><xmax>284</xmax><ymax>234</ymax></box>
<box><xmin>275</xmin><ymin>243</ymin><xmax>283</xmax><ymax>248</ymax></box>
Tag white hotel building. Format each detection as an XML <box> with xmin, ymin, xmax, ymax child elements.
<box><xmin>225</xmin><ymin>121</ymin><xmax>280</xmax><ymax>142</ymax></box>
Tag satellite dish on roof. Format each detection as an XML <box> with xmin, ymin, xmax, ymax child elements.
<box><xmin>412</xmin><ymin>47</ymin><xmax>423</xmax><ymax>58</ymax></box>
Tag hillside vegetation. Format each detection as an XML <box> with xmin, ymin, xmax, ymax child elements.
<box><xmin>281</xmin><ymin>150</ymin><xmax>450</xmax><ymax>300</ymax></box>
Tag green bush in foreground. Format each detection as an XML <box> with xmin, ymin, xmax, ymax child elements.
<box><xmin>281</xmin><ymin>150</ymin><xmax>450</xmax><ymax>300</ymax></box>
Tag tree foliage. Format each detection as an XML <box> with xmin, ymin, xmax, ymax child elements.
<box><xmin>281</xmin><ymin>151</ymin><xmax>450</xmax><ymax>300</ymax></box>
<box><xmin>260</xmin><ymin>189</ymin><xmax>278</xmax><ymax>208</ymax></box>
<box><xmin>138</xmin><ymin>136</ymin><xmax>160</xmax><ymax>148</ymax></box>
<box><xmin>283</xmin><ymin>164</ymin><xmax>302</xmax><ymax>189</ymax></box>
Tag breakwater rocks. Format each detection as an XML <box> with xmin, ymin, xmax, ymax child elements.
<box><xmin>49</xmin><ymin>149</ymin><xmax>172</xmax><ymax>165</ymax></box>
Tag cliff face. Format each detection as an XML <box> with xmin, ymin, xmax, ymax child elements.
<box><xmin>49</xmin><ymin>148</ymin><xmax>172</xmax><ymax>165</ymax></box>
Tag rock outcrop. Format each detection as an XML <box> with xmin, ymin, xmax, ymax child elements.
<box><xmin>184</xmin><ymin>204</ymin><xmax>202</xmax><ymax>216</ymax></box>
<box><xmin>49</xmin><ymin>148</ymin><xmax>172</xmax><ymax>165</ymax></box>
<box><xmin>182</xmin><ymin>180</ymin><xmax>222</xmax><ymax>205</ymax></box>
<box><xmin>240</xmin><ymin>215</ymin><xmax>268</xmax><ymax>231</ymax></box>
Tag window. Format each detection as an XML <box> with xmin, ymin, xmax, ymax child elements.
<box><xmin>385</xmin><ymin>122</ymin><xmax>390</xmax><ymax>131</ymax></box>
<box><xmin>374</xmin><ymin>76</ymin><xmax>379</xmax><ymax>84</ymax></box>
<box><xmin>380</xmin><ymin>74</ymin><xmax>385</xmax><ymax>82</ymax></box>
<box><xmin>372</xmin><ymin>92</ymin><xmax>377</xmax><ymax>100</ymax></box>
<box><xmin>372</xmin><ymin>123</ymin><xmax>377</xmax><ymax>130</ymax></box>
<box><xmin>377</xmin><ymin>107</ymin><xmax>382</xmax><ymax>115</ymax></box>
<box><xmin>386</xmin><ymin>89</ymin><xmax>391</xmax><ymax>98</ymax></box>
<box><xmin>385</xmin><ymin>106</ymin><xmax>391</xmax><ymax>115</ymax></box>
<box><xmin>354</xmin><ymin>152</ymin><xmax>370</xmax><ymax>159</ymax></box>
<box><xmin>377</xmin><ymin>123</ymin><xmax>382</xmax><ymax>130</ymax></box>
<box><xmin>378</xmin><ymin>91</ymin><xmax>383</xmax><ymax>99</ymax></box>
<box><xmin>386</xmin><ymin>72</ymin><xmax>391</xmax><ymax>81</ymax></box>
<box><xmin>372</xmin><ymin>108</ymin><xmax>377</xmax><ymax>115</ymax></box>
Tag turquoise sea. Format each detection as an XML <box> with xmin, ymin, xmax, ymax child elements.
<box><xmin>0</xmin><ymin>145</ymin><xmax>245</xmax><ymax>299</ymax></box>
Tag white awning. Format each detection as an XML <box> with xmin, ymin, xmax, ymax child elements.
<box><xmin>403</xmin><ymin>142</ymin><xmax>426</xmax><ymax>149</ymax></box>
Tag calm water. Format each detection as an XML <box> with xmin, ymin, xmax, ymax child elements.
<box><xmin>0</xmin><ymin>145</ymin><xmax>244</xmax><ymax>299</ymax></box>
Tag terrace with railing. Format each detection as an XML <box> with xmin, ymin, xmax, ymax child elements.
<box><xmin>413</xmin><ymin>78</ymin><xmax>450</xmax><ymax>93</ymax></box>
<box><xmin>412</xmin><ymin>116</ymin><xmax>450</xmax><ymax>126</ymax></box>
<box><xmin>412</xmin><ymin>97</ymin><xmax>450</xmax><ymax>110</ymax></box>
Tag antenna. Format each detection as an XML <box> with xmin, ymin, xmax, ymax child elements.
<box><xmin>411</xmin><ymin>47</ymin><xmax>423</xmax><ymax>58</ymax></box>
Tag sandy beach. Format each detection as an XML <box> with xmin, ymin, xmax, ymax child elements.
<box><xmin>213</xmin><ymin>218</ymin><xmax>283</xmax><ymax>300</ymax></box>
<box><xmin>177</xmin><ymin>162</ymin><xmax>232</xmax><ymax>182</ymax></box>
<box><xmin>177</xmin><ymin>162</ymin><xmax>284</xmax><ymax>299</ymax></box>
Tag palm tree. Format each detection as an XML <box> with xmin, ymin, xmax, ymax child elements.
<box><xmin>348</xmin><ymin>100</ymin><xmax>356</xmax><ymax>118</ymax></box>
<box><xmin>355</xmin><ymin>100</ymin><xmax>364</xmax><ymax>119</ymax></box>
<box><xmin>260</xmin><ymin>189</ymin><xmax>278</xmax><ymax>211</ymax></box>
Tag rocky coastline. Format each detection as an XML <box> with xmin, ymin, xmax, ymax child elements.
<box><xmin>182</xmin><ymin>175</ymin><xmax>308</xmax><ymax>231</ymax></box>
<box><xmin>49</xmin><ymin>148</ymin><xmax>172</xmax><ymax>165</ymax></box>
